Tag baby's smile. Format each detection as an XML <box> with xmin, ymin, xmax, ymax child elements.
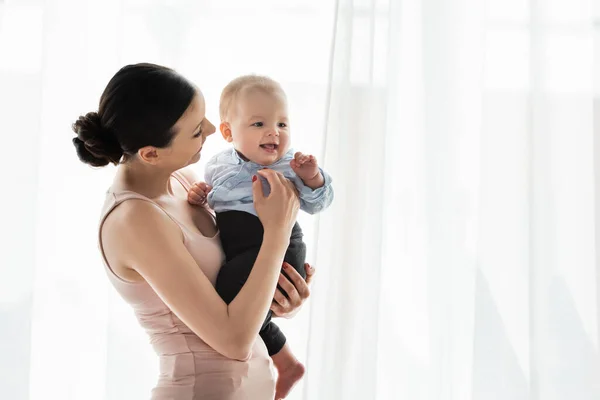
<box><xmin>259</xmin><ymin>143</ymin><xmax>279</xmax><ymax>153</ymax></box>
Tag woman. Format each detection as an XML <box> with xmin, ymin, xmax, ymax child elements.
<box><xmin>72</xmin><ymin>63</ymin><xmax>314</xmax><ymax>399</ymax></box>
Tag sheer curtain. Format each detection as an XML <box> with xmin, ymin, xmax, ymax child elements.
<box><xmin>1</xmin><ymin>0</ymin><xmax>599</xmax><ymax>399</ymax></box>
<box><xmin>306</xmin><ymin>0</ymin><xmax>600</xmax><ymax>399</ymax></box>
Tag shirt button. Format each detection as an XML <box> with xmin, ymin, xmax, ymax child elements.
<box><xmin>225</xmin><ymin>182</ymin><xmax>233</xmax><ymax>189</ymax></box>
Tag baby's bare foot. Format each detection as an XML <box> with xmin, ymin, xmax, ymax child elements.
<box><xmin>271</xmin><ymin>343</ymin><xmax>306</xmax><ymax>399</ymax></box>
<box><xmin>274</xmin><ymin>360</ymin><xmax>305</xmax><ymax>400</ymax></box>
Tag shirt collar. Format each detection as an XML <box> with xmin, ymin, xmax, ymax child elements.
<box><xmin>231</xmin><ymin>148</ymin><xmax>245</xmax><ymax>165</ymax></box>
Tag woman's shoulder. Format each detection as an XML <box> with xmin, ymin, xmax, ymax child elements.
<box><xmin>103</xmin><ymin>195</ymin><xmax>179</xmax><ymax>237</ymax></box>
<box><xmin>99</xmin><ymin>192</ymin><xmax>184</xmax><ymax>283</ymax></box>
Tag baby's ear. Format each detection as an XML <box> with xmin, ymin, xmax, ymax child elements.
<box><xmin>220</xmin><ymin>122</ymin><xmax>233</xmax><ymax>143</ymax></box>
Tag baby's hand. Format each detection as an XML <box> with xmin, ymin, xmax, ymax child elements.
<box><xmin>188</xmin><ymin>181</ymin><xmax>212</xmax><ymax>206</ymax></box>
<box><xmin>290</xmin><ymin>151</ymin><xmax>324</xmax><ymax>189</ymax></box>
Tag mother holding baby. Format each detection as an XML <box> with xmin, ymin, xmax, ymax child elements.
<box><xmin>72</xmin><ymin>63</ymin><xmax>315</xmax><ymax>399</ymax></box>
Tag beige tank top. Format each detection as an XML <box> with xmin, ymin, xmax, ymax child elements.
<box><xmin>98</xmin><ymin>171</ymin><xmax>275</xmax><ymax>399</ymax></box>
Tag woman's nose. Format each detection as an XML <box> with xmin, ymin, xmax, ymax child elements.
<box><xmin>207</xmin><ymin>120</ymin><xmax>216</xmax><ymax>135</ymax></box>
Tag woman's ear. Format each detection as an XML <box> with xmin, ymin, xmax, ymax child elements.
<box><xmin>137</xmin><ymin>146</ymin><xmax>160</xmax><ymax>164</ymax></box>
<box><xmin>220</xmin><ymin>122</ymin><xmax>234</xmax><ymax>143</ymax></box>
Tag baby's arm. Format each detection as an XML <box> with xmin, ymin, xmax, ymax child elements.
<box><xmin>188</xmin><ymin>181</ymin><xmax>212</xmax><ymax>206</ymax></box>
<box><xmin>290</xmin><ymin>151</ymin><xmax>324</xmax><ymax>189</ymax></box>
<box><xmin>288</xmin><ymin>151</ymin><xmax>334</xmax><ymax>215</ymax></box>
<box><xmin>187</xmin><ymin>153</ymin><xmax>219</xmax><ymax>206</ymax></box>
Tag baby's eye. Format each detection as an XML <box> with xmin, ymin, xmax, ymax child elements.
<box><xmin>278</xmin><ymin>123</ymin><xmax>287</xmax><ymax>128</ymax></box>
<box><xmin>252</xmin><ymin>122</ymin><xmax>264</xmax><ymax>127</ymax></box>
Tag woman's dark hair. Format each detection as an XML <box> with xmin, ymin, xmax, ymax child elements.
<box><xmin>72</xmin><ymin>63</ymin><xmax>196</xmax><ymax>167</ymax></box>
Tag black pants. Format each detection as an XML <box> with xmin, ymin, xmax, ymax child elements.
<box><xmin>215</xmin><ymin>211</ymin><xmax>307</xmax><ymax>356</ymax></box>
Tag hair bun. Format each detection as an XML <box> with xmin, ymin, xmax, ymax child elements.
<box><xmin>72</xmin><ymin>112</ymin><xmax>123</xmax><ymax>167</ymax></box>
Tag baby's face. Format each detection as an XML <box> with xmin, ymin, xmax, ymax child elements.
<box><xmin>224</xmin><ymin>90</ymin><xmax>290</xmax><ymax>166</ymax></box>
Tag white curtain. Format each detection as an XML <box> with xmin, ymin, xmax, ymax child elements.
<box><xmin>1</xmin><ymin>0</ymin><xmax>599</xmax><ymax>399</ymax></box>
<box><xmin>306</xmin><ymin>0</ymin><xmax>600</xmax><ymax>399</ymax></box>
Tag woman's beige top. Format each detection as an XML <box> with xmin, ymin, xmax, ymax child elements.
<box><xmin>98</xmin><ymin>171</ymin><xmax>276</xmax><ymax>399</ymax></box>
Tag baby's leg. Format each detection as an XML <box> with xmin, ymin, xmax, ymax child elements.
<box><xmin>215</xmin><ymin>212</ymin><xmax>307</xmax><ymax>398</ymax></box>
<box><xmin>271</xmin><ymin>342</ymin><xmax>305</xmax><ymax>400</ymax></box>
<box><xmin>214</xmin><ymin>211</ymin><xmax>264</xmax><ymax>304</ymax></box>
<box><xmin>260</xmin><ymin>320</ymin><xmax>286</xmax><ymax>356</ymax></box>
<box><xmin>215</xmin><ymin>248</ymin><xmax>261</xmax><ymax>304</ymax></box>
<box><xmin>220</xmin><ymin>266</ymin><xmax>305</xmax><ymax>399</ymax></box>
<box><xmin>268</xmin><ymin>231</ymin><xmax>307</xmax><ymax>399</ymax></box>
<box><xmin>281</xmin><ymin>235</ymin><xmax>307</xmax><ymax>284</ymax></box>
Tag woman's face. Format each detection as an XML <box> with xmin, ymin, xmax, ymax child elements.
<box><xmin>165</xmin><ymin>91</ymin><xmax>216</xmax><ymax>168</ymax></box>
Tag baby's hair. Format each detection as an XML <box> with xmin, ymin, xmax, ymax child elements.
<box><xmin>219</xmin><ymin>75</ymin><xmax>286</xmax><ymax>121</ymax></box>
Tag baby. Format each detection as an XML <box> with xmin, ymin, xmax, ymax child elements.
<box><xmin>187</xmin><ymin>75</ymin><xmax>333</xmax><ymax>397</ymax></box>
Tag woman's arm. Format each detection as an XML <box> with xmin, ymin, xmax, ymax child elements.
<box><xmin>103</xmin><ymin>169</ymin><xmax>298</xmax><ymax>361</ymax></box>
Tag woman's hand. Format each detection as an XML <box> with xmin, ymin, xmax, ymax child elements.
<box><xmin>253</xmin><ymin>169</ymin><xmax>299</xmax><ymax>238</ymax></box>
<box><xmin>271</xmin><ymin>262</ymin><xmax>316</xmax><ymax>319</ymax></box>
